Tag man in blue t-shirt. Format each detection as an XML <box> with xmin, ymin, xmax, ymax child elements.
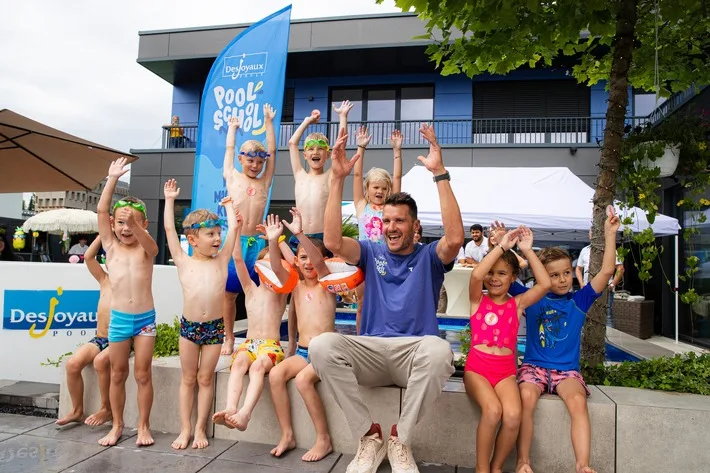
<box><xmin>505</xmin><ymin>211</ymin><xmax>621</xmax><ymax>473</ymax></box>
<box><xmin>309</xmin><ymin>125</ymin><xmax>464</xmax><ymax>473</ymax></box>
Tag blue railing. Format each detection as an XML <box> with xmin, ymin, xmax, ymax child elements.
<box><xmin>647</xmin><ymin>84</ymin><xmax>708</xmax><ymax>124</ymax></box>
<box><xmin>162</xmin><ymin>116</ymin><xmax>651</xmax><ymax>150</ymax></box>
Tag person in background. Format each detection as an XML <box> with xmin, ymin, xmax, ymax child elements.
<box><xmin>69</xmin><ymin>236</ymin><xmax>90</xmax><ymax>257</ymax></box>
<box><xmin>457</xmin><ymin>224</ymin><xmax>488</xmax><ymax>266</ymax></box>
<box><xmin>168</xmin><ymin>116</ymin><xmax>185</xmax><ymax>149</ymax></box>
<box><xmin>0</xmin><ymin>232</ymin><xmax>23</xmax><ymax>261</ymax></box>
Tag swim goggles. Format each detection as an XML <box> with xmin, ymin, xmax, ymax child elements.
<box><xmin>304</xmin><ymin>139</ymin><xmax>329</xmax><ymax>151</ymax></box>
<box><xmin>240</xmin><ymin>151</ymin><xmax>271</xmax><ymax>159</ymax></box>
<box><xmin>113</xmin><ymin>200</ymin><xmax>146</xmax><ymax>216</ymax></box>
<box><xmin>184</xmin><ymin>219</ymin><xmax>226</xmax><ymax>230</ymax></box>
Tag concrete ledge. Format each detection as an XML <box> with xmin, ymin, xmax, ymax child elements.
<box><xmin>213</xmin><ymin>368</ymin><xmax>401</xmax><ymax>454</ymax></box>
<box><xmin>0</xmin><ymin>381</ymin><xmax>59</xmax><ymax>412</ymax></box>
<box><xmin>599</xmin><ymin>386</ymin><xmax>710</xmax><ymax>473</ymax></box>
<box><xmin>410</xmin><ymin>380</ymin><xmax>615</xmax><ymax>472</ymax></box>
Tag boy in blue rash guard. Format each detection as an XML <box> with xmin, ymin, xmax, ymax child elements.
<box><xmin>500</xmin><ymin>211</ymin><xmax>621</xmax><ymax>473</ymax></box>
<box><xmin>97</xmin><ymin>157</ymin><xmax>159</xmax><ymax>448</ymax></box>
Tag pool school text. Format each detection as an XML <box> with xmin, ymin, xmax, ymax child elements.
<box><xmin>2</xmin><ymin>288</ymin><xmax>99</xmax><ymax>339</ymax></box>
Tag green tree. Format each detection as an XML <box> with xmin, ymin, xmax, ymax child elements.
<box><xmin>28</xmin><ymin>194</ymin><xmax>35</xmax><ymax>211</ymax></box>
<box><xmin>380</xmin><ymin>0</ymin><xmax>710</xmax><ymax>366</ymax></box>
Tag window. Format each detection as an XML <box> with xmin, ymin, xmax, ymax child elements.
<box><xmin>282</xmin><ymin>88</ymin><xmax>295</xmax><ymax>122</ymax></box>
<box><xmin>329</xmin><ymin>86</ymin><xmax>434</xmax><ymax>145</ymax></box>
<box><xmin>472</xmin><ymin>80</ymin><xmax>591</xmax><ymax>144</ymax></box>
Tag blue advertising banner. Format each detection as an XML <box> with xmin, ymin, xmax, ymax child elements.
<box><xmin>192</xmin><ymin>5</ymin><xmax>292</xmax><ymax>219</ymax></box>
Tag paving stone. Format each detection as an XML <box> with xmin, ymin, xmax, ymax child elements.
<box><xmin>0</xmin><ymin>433</ymin><xmax>16</xmax><ymax>443</ymax></box>
<box><xmin>0</xmin><ymin>413</ymin><xmax>54</xmax><ymax>434</ymax></box>
<box><xmin>61</xmin><ymin>446</ymin><xmax>211</xmax><ymax>472</ymax></box>
<box><xmin>25</xmin><ymin>421</ymin><xmax>136</xmax><ymax>445</ymax></box>
<box><xmin>0</xmin><ymin>434</ymin><xmax>104</xmax><ymax>473</ymax></box>
<box><xmin>116</xmin><ymin>430</ymin><xmax>235</xmax><ymax>458</ymax></box>
<box><xmin>217</xmin><ymin>440</ymin><xmax>340</xmax><ymax>472</ymax></box>
<box><xmin>332</xmin><ymin>454</ymin><xmax>456</xmax><ymax>472</ymax></box>
<box><xmin>199</xmin><ymin>459</ymin><xmax>301</xmax><ymax>472</ymax></box>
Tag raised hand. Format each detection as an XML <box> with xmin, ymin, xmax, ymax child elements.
<box><xmin>330</xmin><ymin>128</ymin><xmax>360</xmax><ymax>179</ymax></box>
<box><xmin>356</xmin><ymin>126</ymin><xmax>372</xmax><ymax>148</ymax></box>
<box><xmin>228</xmin><ymin>116</ymin><xmax>240</xmax><ymax>130</ymax></box>
<box><xmin>219</xmin><ymin>196</ymin><xmax>233</xmax><ymax>207</ymax></box>
<box><xmin>517</xmin><ymin>226</ymin><xmax>534</xmax><ymax>251</ymax></box>
<box><xmin>307</xmin><ymin>109</ymin><xmax>321</xmax><ymax>124</ymax></box>
<box><xmin>499</xmin><ymin>228</ymin><xmax>520</xmax><ymax>251</ymax></box>
<box><xmin>264</xmin><ymin>104</ymin><xmax>276</xmax><ymax>122</ymax></box>
<box><xmin>417</xmin><ymin>124</ymin><xmax>444</xmax><ymax>174</ymax></box>
<box><xmin>108</xmin><ymin>157</ymin><xmax>129</xmax><ymax>179</ymax></box>
<box><xmin>333</xmin><ymin>100</ymin><xmax>353</xmax><ymax>117</ymax></box>
<box><xmin>117</xmin><ymin>207</ymin><xmax>137</xmax><ymax>228</ymax></box>
<box><xmin>390</xmin><ymin>129</ymin><xmax>403</xmax><ymax>150</ymax></box>
<box><xmin>489</xmin><ymin>220</ymin><xmax>507</xmax><ymax>244</ymax></box>
<box><xmin>163</xmin><ymin>179</ymin><xmax>180</xmax><ymax>200</ymax></box>
<box><xmin>262</xmin><ymin>214</ymin><xmax>284</xmax><ymax>242</ymax></box>
<box><xmin>604</xmin><ymin>205</ymin><xmax>621</xmax><ymax>236</ymax></box>
<box><xmin>282</xmin><ymin>207</ymin><xmax>303</xmax><ymax>236</ymax></box>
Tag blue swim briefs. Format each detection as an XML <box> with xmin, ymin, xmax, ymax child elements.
<box><xmin>295</xmin><ymin>345</ymin><xmax>310</xmax><ymax>362</ymax></box>
<box><xmin>108</xmin><ymin>309</ymin><xmax>156</xmax><ymax>343</ymax></box>
<box><xmin>226</xmin><ymin>234</ymin><xmax>266</xmax><ymax>293</ymax></box>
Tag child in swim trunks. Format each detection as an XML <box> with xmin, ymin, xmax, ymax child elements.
<box><xmin>97</xmin><ymin>157</ymin><xmax>159</xmax><ymax>448</ymax></box>
<box><xmin>163</xmin><ymin>180</ymin><xmax>240</xmax><ymax>450</ymax></box>
<box><xmin>269</xmin><ymin>207</ymin><xmax>336</xmax><ymax>462</ymax></box>
<box><xmin>465</xmin><ymin>226</ymin><xmax>550</xmax><ymax>473</ymax></box>
<box><xmin>222</xmin><ymin>104</ymin><xmax>278</xmax><ymax>356</ymax></box>
<box><xmin>505</xmin><ymin>209</ymin><xmax>621</xmax><ymax>473</ymax></box>
<box><xmin>212</xmin><ymin>213</ymin><xmax>297</xmax><ymax>431</ymax></box>
<box><xmin>56</xmin><ymin>236</ymin><xmax>113</xmax><ymax>428</ymax></box>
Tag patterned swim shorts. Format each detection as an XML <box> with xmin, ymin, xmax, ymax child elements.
<box><xmin>232</xmin><ymin>338</ymin><xmax>284</xmax><ymax>367</ymax></box>
<box><xmin>517</xmin><ymin>363</ymin><xmax>590</xmax><ymax>396</ymax></box>
<box><xmin>179</xmin><ymin>316</ymin><xmax>225</xmax><ymax>346</ymax></box>
<box><xmin>88</xmin><ymin>336</ymin><xmax>109</xmax><ymax>352</ymax></box>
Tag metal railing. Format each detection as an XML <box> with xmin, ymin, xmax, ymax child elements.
<box><xmin>162</xmin><ymin>116</ymin><xmax>652</xmax><ymax>150</ymax></box>
<box><xmin>647</xmin><ymin>84</ymin><xmax>708</xmax><ymax>124</ymax></box>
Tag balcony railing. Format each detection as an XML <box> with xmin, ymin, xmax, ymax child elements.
<box><xmin>162</xmin><ymin>116</ymin><xmax>651</xmax><ymax>150</ymax></box>
<box><xmin>647</xmin><ymin>84</ymin><xmax>708</xmax><ymax>125</ymax></box>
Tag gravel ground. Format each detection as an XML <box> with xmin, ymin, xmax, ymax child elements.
<box><xmin>0</xmin><ymin>405</ymin><xmax>57</xmax><ymax>418</ymax></box>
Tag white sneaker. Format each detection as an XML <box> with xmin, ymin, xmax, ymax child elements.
<box><xmin>387</xmin><ymin>435</ymin><xmax>419</xmax><ymax>473</ymax></box>
<box><xmin>346</xmin><ymin>428</ymin><xmax>387</xmax><ymax>473</ymax></box>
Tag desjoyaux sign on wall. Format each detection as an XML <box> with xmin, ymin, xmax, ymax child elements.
<box><xmin>192</xmin><ymin>6</ymin><xmax>291</xmax><ymax>220</ymax></box>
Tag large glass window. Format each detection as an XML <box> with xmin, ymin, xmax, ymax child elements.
<box><xmin>329</xmin><ymin>86</ymin><xmax>434</xmax><ymax>145</ymax></box>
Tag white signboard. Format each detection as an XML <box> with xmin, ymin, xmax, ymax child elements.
<box><xmin>0</xmin><ymin>262</ymin><xmax>182</xmax><ymax>383</ymax></box>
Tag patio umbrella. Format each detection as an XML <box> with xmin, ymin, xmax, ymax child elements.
<box><xmin>22</xmin><ymin>209</ymin><xmax>99</xmax><ymax>235</ymax></box>
<box><xmin>0</xmin><ymin>109</ymin><xmax>138</xmax><ymax>193</ymax></box>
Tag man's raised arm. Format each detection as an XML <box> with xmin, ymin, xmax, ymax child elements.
<box><xmin>323</xmin><ymin>128</ymin><xmax>361</xmax><ymax>265</ymax></box>
<box><xmin>417</xmin><ymin>124</ymin><xmax>464</xmax><ymax>264</ymax></box>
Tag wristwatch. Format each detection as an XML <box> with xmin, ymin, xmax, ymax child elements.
<box><xmin>433</xmin><ymin>171</ymin><xmax>450</xmax><ymax>183</ymax></box>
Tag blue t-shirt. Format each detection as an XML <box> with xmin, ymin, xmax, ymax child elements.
<box><xmin>509</xmin><ymin>282</ymin><xmax>602</xmax><ymax>371</ymax></box>
<box><xmin>357</xmin><ymin>240</ymin><xmax>453</xmax><ymax>337</ymax></box>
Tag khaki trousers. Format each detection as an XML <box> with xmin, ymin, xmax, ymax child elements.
<box><xmin>309</xmin><ymin>333</ymin><xmax>454</xmax><ymax>445</ymax></box>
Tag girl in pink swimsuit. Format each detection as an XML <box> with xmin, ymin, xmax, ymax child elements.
<box><xmin>464</xmin><ymin>226</ymin><xmax>551</xmax><ymax>473</ymax></box>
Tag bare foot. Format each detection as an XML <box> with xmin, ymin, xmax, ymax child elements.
<box><xmin>98</xmin><ymin>424</ymin><xmax>123</xmax><ymax>446</ymax></box>
<box><xmin>516</xmin><ymin>462</ymin><xmax>535</xmax><ymax>473</ymax></box>
<box><xmin>136</xmin><ymin>426</ymin><xmax>154</xmax><ymax>447</ymax></box>
<box><xmin>55</xmin><ymin>411</ymin><xmax>83</xmax><ymax>426</ymax></box>
<box><xmin>270</xmin><ymin>434</ymin><xmax>296</xmax><ymax>457</ymax></box>
<box><xmin>577</xmin><ymin>467</ymin><xmax>596</xmax><ymax>473</ymax></box>
<box><xmin>192</xmin><ymin>429</ymin><xmax>209</xmax><ymax>449</ymax></box>
<box><xmin>84</xmin><ymin>408</ymin><xmax>112</xmax><ymax>427</ymax></box>
<box><xmin>221</xmin><ymin>338</ymin><xmax>235</xmax><ymax>356</ymax></box>
<box><xmin>228</xmin><ymin>410</ymin><xmax>250</xmax><ymax>431</ymax></box>
<box><xmin>212</xmin><ymin>410</ymin><xmax>236</xmax><ymax>428</ymax></box>
<box><xmin>171</xmin><ymin>430</ymin><xmax>190</xmax><ymax>450</ymax></box>
<box><xmin>302</xmin><ymin>437</ymin><xmax>333</xmax><ymax>462</ymax></box>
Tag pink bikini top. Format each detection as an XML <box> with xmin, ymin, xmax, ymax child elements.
<box><xmin>469</xmin><ymin>295</ymin><xmax>519</xmax><ymax>352</ymax></box>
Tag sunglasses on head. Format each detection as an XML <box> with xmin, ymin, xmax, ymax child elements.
<box><xmin>304</xmin><ymin>139</ymin><xmax>329</xmax><ymax>151</ymax></box>
<box><xmin>240</xmin><ymin>151</ymin><xmax>270</xmax><ymax>159</ymax></box>
<box><xmin>113</xmin><ymin>200</ymin><xmax>146</xmax><ymax>216</ymax></box>
<box><xmin>184</xmin><ymin>219</ymin><xmax>226</xmax><ymax>230</ymax></box>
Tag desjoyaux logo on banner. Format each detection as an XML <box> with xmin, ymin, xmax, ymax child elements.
<box><xmin>2</xmin><ymin>288</ymin><xmax>99</xmax><ymax>338</ymax></box>
<box><xmin>212</xmin><ymin>52</ymin><xmax>269</xmax><ymax>133</ymax></box>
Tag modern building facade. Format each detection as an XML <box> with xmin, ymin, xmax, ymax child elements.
<box><xmin>130</xmin><ymin>12</ymin><xmax>707</xmax><ymax>346</ymax></box>
<box><xmin>34</xmin><ymin>179</ymin><xmax>130</xmax><ymax>213</ymax></box>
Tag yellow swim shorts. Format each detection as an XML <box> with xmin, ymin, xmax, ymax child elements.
<box><xmin>232</xmin><ymin>338</ymin><xmax>284</xmax><ymax>367</ymax></box>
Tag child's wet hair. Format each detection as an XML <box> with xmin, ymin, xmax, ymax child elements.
<box><xmin>363</xmin><ymin>168</ymin><xmax>393</xmax><ymax>201</ymax></box>
<box><xmin>240</xmin><ymin>140</ymin><xmax>266</xmax><ymax>154</ymax></box>
<box><xmin>113</xmin><ymin>196</ymin><xmax>147</xmax><ymax>221</ymax></box>
<box><xmin>182</xmin><ymin>209</ymin><xmax>219</xmax><ymax>237</ymax></box>
<box><xmin>537</xmin><ymin>247</ymin><xmax>572</xmax><ymax>267</ymax></box>
<box><xmin>500</xmin><ymin>250</ymin><xmax>521</xmax><ymax>276</ymax></box>
<box><xmin>297</xmin><ymin>238</ymin><xmax>327</xmax><ymax>257</ymax></box>
<box><xmin>304</xmin><ymin>132</ymin><xmax>329</xmax><ymax>149</ymax></box>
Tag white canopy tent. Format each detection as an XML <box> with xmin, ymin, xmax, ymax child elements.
<box><xmin>401</xmin><ymin>165</ymin><xmax>683</xmax><ymax>342</ymax></box>
<box><xmin>402</xmin><ymin>166</ymin><xmax>680</xmax><ymax>243</ymax></box>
